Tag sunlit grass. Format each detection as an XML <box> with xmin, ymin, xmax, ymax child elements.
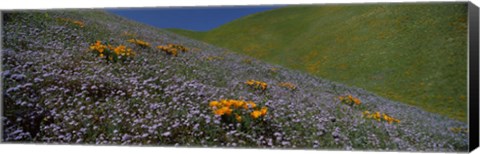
<box><xmin>169</xmin><ymin>3</ymin><xmax>468</xmax><ymax>122</ymax></box>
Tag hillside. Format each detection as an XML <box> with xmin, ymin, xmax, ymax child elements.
<box><xmin>2</xmin><ymin>10</ymin><xmax>468</xmax><ymax>151</ymax></box>
<box><xmin>168</xmin><ymin>3</ymin><xmax>469</xmax><ymax>122</ymax></box>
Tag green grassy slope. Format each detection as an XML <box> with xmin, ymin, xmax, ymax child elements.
<box><xmin>167</xmin><ymin>3</ymin><xmax>469</xmax><ymax>122</ymax></box>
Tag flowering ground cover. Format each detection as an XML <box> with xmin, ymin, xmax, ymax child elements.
<box><xmin>1</xmin><ymin>10</ymin><xmax>468</xmax><ymax>152</ymax></box>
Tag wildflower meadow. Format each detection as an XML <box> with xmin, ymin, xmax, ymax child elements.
<box><xmin>1</xmin><ymin>10</ymin><xmax>469</xmax><ymax>152</ymax></box>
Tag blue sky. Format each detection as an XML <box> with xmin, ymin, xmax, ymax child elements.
<box><xmin>107</xmin><ymin>6</ymin><xmax>282</xmax><ymax>31</ymax></box>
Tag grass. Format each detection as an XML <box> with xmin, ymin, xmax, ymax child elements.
<box><xmin>167</xmin><ymin>3</ymin><xmax>469</xmax><ymax>122</ymax></box>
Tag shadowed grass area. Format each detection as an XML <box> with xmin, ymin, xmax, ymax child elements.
<box><xmin>168</xmin><ymin>3</ymin><xmax>468</xmax><ymax>122</ymax></box>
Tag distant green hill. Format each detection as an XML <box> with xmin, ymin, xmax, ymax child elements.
<box><xmin>168</xmin><ymin>3</ymin><xmax>468</xmax><ymax>122</ymax></box>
